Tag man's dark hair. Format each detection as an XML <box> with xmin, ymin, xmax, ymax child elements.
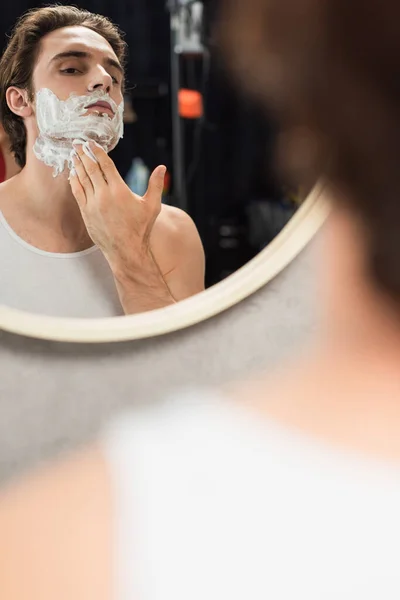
<box><xmin>0</xmin><ymin>5</ymin><xmax>127</xmax><ymax>168</ymax></box>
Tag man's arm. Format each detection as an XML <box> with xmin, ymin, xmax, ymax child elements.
<box><xmin>70</xmin><ymin>144</ymin><xmax>204</xmax><ymax>315</ymax></box>
<box><xmin>151</xmin><ymin>204</ymin><xmax>206</xmax><ymax>302</ymax></box>
<box><xmin>110</xmin><ymin>206</ymin><xmax>205</xmax><ymax>314</ymax></box>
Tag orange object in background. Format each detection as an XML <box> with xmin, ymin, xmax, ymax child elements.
<box><xmin>178</xmin><ymin>89</ymin><xmax>203</xmax><ymax>119</ymax></box>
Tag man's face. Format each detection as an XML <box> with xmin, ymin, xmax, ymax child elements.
<box><xmin>31</xmin><ymin>26</ymin><xmax>124</xmax><ymax>114</ymax></box>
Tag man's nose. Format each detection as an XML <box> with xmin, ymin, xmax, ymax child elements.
<box><xmin>88</xmin><ymin>67</ymin><xmax>112</xmax><ymax>94</ymax></box>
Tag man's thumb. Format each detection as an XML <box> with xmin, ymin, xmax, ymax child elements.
<box><xmin>145</xmin><ymin>165</ymin><xmax>166</xmax><ymax>199</ymax></box>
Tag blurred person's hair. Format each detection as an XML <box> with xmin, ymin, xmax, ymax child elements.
<box><xmin>221</xmin><ymin>0</ymin><xmax>400</xmax><ymax>302</ymax></box>
<box><xmin>0</xmin><ymin>5</ymin><xmax>127</xmax><ymax>169</ymax></box>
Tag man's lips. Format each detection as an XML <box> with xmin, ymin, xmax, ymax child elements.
<box><xmin>85</xmin><ymin>101</ymin><xmax>114</xmax><ymax>115</ymax></box>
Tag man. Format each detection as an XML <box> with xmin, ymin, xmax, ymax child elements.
<box><xmin>0</xmin><ymin>6</ymin><xmax>205</xmax><ymax>317</ymax></box>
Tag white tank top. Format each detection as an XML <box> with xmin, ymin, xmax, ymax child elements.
<box><xmin>103</xmin><ymin>390</ymin><xmax>400</xmax><ymax>600</ymax></box>
<box><xmin>0</xmin><ymin>210</ymin><xmax>123</xmax><ymax>317</ymax></box>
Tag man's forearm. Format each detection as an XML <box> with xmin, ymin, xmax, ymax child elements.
<box><xmin>110</xmin><ymin>250</ymin><xmax>176</xmax><ymax>315</ymax></box>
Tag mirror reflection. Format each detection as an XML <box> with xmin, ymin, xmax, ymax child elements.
<box><xmin>0</xmin><ymin>2</ymin><xmax>303</xmax><ymax>318</ymax></box>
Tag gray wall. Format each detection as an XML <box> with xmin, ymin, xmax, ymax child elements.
<box><xmin>0</xmin><ymin>234</ymin><xmax>320</xmax><ymax>485</ymax></box>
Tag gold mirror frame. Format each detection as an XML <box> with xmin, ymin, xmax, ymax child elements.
<box><xmin>0</xmin><ymin>184</ymin><xmax>329</xmax><ymax>344</ymax></box>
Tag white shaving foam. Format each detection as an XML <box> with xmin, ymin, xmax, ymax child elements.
<box><xmin>33</xmin><ymin>88</ymin><xmax>124</xmax><ymax>177</ymax></box>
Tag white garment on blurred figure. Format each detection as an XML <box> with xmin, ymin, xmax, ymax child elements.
<box><xmin>103</xmin><ymin>391</ymin><xmax>400</xmax><ymax>600</ymax></box>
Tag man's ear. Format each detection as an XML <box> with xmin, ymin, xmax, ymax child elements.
<box><xmin>6</xmin><ymin>87</ymin><xmax>33</xmax><ymax>118</ymax></box>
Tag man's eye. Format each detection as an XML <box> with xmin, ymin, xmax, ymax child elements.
<box><xmin>60</xmin><ymin>68</ymin><xmax>80</xmax><ymax>74</ymax></box>
<box><xmin>110</xmin><ymin>73</ymin><xmax>121</xmax><ymax>85</ymax></box>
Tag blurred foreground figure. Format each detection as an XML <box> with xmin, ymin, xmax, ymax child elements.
<box><xmin>3</xmin><ymin>1</ymin><xmax>400</xmax><ymax>598</ymax></box>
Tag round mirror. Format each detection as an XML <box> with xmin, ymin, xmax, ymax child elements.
<box><xmin>0</xmin><ymin>3</ymin><xmax>329</xmax><ymax>343</ymax></box>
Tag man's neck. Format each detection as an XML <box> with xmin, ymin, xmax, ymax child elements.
<box><xmin>0</xmin><ymin>151</ymin><xmax>93</xmax><ymax>253</ymax></box>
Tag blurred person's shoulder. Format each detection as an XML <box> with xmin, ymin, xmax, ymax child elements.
<box><xmin>225</xmin><ymin>350</ymin><xmax>400</xmax><ymax>465</ymax></box>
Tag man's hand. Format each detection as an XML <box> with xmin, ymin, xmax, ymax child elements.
<box><xmin>69</xmin><ymin>142</ymin><xmax>176</xmax><ymax>314</ymax></box>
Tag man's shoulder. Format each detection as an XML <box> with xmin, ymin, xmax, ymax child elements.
<box><xmin>0</xmin><ymin>181</ymin><xmax>11</xmax><ymax>211</ymax></box>
<box><xmin>0</xmin><ymin>177</ymin><xmax>19</xmax><ymax>210</ymax></box>
<box><xmin>150</xmin><ymin>203</ymin><xmax>205</xmax><ymax>282</ymax></box>
<box><xmin>157</xmin><ymin>203</ymin><xmax>195</xmax><ymax>231</ymax></box>
<box><xmin>153</xmin><ymin>203</ymin><xmax>202</xmax><ymax>249</ymax></box>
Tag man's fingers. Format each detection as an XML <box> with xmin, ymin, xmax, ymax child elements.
<box><xmin>72</xmin><ymin>152</ymin><xmax>94</xmax><ymax>197</ymax></box>
<box><xmin>73</xmin><ymin>143</ymin><xmax>106</xmax><ymax>191</ymax></box>
<box><xmin>87</xmin><ymin>141</ymin><xmax>117</xmax><ymax>183</ymax></box>
<box><xmin>144</xmin><ymin>166</ymin><xmax>166</xmax><ymax>202</ymax></box>
<box><xmin>69</xmin><ymin>168</ymin><xmax>87</xmax><ymax>209</ymax></box>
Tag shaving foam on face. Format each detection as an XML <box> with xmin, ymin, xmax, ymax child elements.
<box><xmin>33</xmin><ymin>88</ymin><xmax>124</xmax><ymax>177</ymax></box>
